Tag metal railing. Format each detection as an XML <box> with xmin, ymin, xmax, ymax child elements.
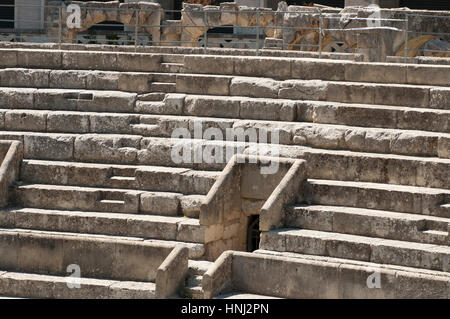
<box><xmin>403</xmin><ymin>13</ymin><xmax>450</xmax><ymax>61</ymax></box>
<box><xmin>0</xmin><ymin>3</ymin><xmax>449</xmax><ymax>61</ymax></box>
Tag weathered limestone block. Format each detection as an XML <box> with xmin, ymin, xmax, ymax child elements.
<box><xmin>180</xmin><ymin>4</ymin><xmax>205</xmax><ymax>46</ymax></box>
<box><xmin>74</xmin><ymin>134</ymin><xmax>141</xmax><ymax>164</ymax></box>
<box><xmin>390</xmin><ymin>133</ymin><xmax>438</xmax><ymax>157</ymax></box>
<box><xmin>49</xmin><ymin>70</ymin><xmax>87</xmax><ymax>89</ymax></box>
<box><xmin>438</xmin><ymin>137</ymin><xmax>450</xmax><ymax>159</ymax></box>
<box><xmin>115</xmin><ymin>53</ymin><xmax>162</xmax><ymax>72</ymax></box>
<box><xmin>264</xmin><ymin>37</ymin><xmax>284</xmax><ymax>49</ymax></box>
<box><xmin>5</xmin><ymin>110</ymin><xmax>46</xmax><ymax>131</ymax></box>
<box><xmin>230</xmin><ymin>77</ymin><xmax>279</xmax><ymax>98</ymax></box>
<box><xmin>0</xmin><ymin>69</ymin><xmax>50</xmax><ymax>88</ymax></box>
<box><xmin>62</xmin><ymin>51</ymin><xmax>118</xmax><ymax>71</ymax></box>
<box><xmin>140</xmin><ymin>192</ymin><xmax>181</xmax><ymax>216</ymax></box>
<box><xmin>17</xmin><ymin>49</ymin><xmax>62</xmax><ymax>68</ymax></box>
<box><xmin>279</xmin><ymin>80</ymin><xmax>327</xmax><ymax>100</ymax></box>
<box><xmin>180</xmin><ymin>170</ymin><xmax>217</xmax><ymax>195</ymax></box>
<box><xmin>138</xmin><ymin>138</ymin><xmax>183</xmax><ymax>167</ymax></box>
<box><xmin>374</xmin><ymin>85</ymin><xmax>429</xmax><ymax>108</ymax></box>
<box><xmin>294</xmin><ymin>125</ymin><xmax>345</xmax><ymax>149</ymax></box>
<box><xmin>240</xmin><ymin>99</ymin><xmax>296</xmax><ymax>121</ymax></box>
<box><xmin>180</xmin><ymin>195</ymin><xmax>205</xmax><ymax>218</ymax></box>
<box><xmin>430</xmin><ymin>88</ymin><xmax>450</xmax><ymax>110</ymax></box>
<box><xmin>0</xmin><ymin>49</ymin><xmax>17</xmax><ymax>67</ymax></box>
<box><xmin>76</xmin><ymin>91</ymin><xmax>137</xmax><ymax>113</ymax></box>
<box><xmin>344</xmin><ymin>63</ymin><xmax>406</xmax><ymax>84</ymax></box>
<box><xmin>33</xmin><ymin>89</ymin><xmax>79</xmax><ymax>111</ymax></box>
<box><xmin>204</xmin><ymin>6</ymin><xmax>221</xmax><ymax>27</ymax></box>
<box><xmin>220</xmin><ymin>2</ymin><xmax>238</xmax><ymax>25</ymax></box>
<box><xmin>184</xmin><ymin>55</ymin><xmax>235</xmax><ymax>75</ymax></box>
<box><xmin>232</xmin><ymin>120</ymin><xmax>292</xmax><ymax>145</ymax></box>
<box><xmin>406</xmin><ymin>65</ymin><xmax>450</xmax><ymax>86</ymax></box>
<box><xmin>176</xmin><ymin>74</ymin><xmax>231</xmax><ymax>95</ymax></box>
<box><xmin>184</xmin><ymin>95</ymin><xmax>240</xmax><ymax>118</ymax></box>
<box><xmin>118</xmin><ymin>73</ymin><xmax>151</xmax><ymax>93</ymax></box>
<box><xmin>234</xmin><ymin>57</ymin><xmax>291</xmax><ymax>79</ymax></box>
<box><xmin>24</xmin><ymin>134</ymin><xmax>74</xmax><ymax>160</ymax></box>
<box><xmin>162</xmin><ymin>94</ymin><xmax>186</xmax><ymax>115</ymax></box>
<box><xmin>89</xmin><ymin>114</ymin><xmax>139</xmax><ymax>134</ymax></box>
<box><xmin>240</xmin><ymin>164</ymin><xmax>289</xmax><ymax>200</ymax></box>
<box><xmin>292</xmin><ymin>59</ymin><xmax>347</xmax><ymax>81</ymax></box>
<box><xmin>326</xmin><ymin>82</ymin><xmax>375</xmax><ymax>104</ymax></box>
<box><xmin>177</xmin><ymin>219</ymin><xmax>204</xmax><ymax>243</ymax></box>
<box><xmin>0</xmin><ymin>88</ymin><xmax>35</xmax><ymax>109</ymax></box>
<box><xmin>85</xmin><ymin>71</ymin><xmax>119</xmax><ymax>91</ymax></box>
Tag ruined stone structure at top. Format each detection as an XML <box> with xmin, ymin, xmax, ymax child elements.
<box><xmin>0</xmin><ymin>0</ymin><xmax>448</xmax><ymax>300</ymax></box>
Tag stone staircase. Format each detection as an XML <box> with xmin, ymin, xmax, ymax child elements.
<box><xmin>0</xmin><ymin>46</ymin><xmax>449</xmax><ymax>298</ymax></box>
<box><xmin>0</xmin><ymin>48</ymin><xmax>214</xmax><ymax>298</ymax></box>
<box><xmin>183</xmin><ymin>260</ymin><xmax>212</xmax><ymax>299</ymax></box>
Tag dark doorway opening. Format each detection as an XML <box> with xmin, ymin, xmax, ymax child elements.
<box><xmin>246</xmin><ymin>215</ymin><xmax>261</xmax><ymax>252</ymax></box>
<box><xmin>0</xmin><ymin>0</ymin><xmax>15</xmax><ymax>29</ymax></box>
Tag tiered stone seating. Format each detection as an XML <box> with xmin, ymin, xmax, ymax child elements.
<box><xmin>0</xmin><ymin>45</ymin><xmax>449</xmax><ymax>298</ymax></box>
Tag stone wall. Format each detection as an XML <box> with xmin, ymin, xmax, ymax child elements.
<box><xmin>15</xmin><ymin>1</ymin><xmax>450</xmax><ymax>61</ymax></box>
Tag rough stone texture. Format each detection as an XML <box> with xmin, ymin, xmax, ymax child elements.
<box><xmin>0</xmin><ymin>41</ymin><xmax>450</xmax><ymax>299</ymax></box>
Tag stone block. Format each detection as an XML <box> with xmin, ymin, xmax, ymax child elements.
<box><xmin>176</xmin><ymin>74</ymin><xmax>231</xmax><ymax>95</ymax></box>
<box><xmin>24</xmin><ymin>134</ymin><xmax>74</xmax><ymax>160</ymax></box>
<box><xmin>230</xmin><ymin>77</ymin><xmax>279</xmax><ymax>98</ymax></box>
<box><xmin>140</xmin><ymin>192</ymin><xmax>181</xmax><ymax>216</ymax></box>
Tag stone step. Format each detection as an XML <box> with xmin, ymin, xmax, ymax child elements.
<box><xmin>134</xmin><ymin>101</ymin><xmax>167</xmax><ymax>114</ymax></box>
<box><xmin>161</xmin><ymin>54</ymin><xmax>185</xmax><ymax>64</ymax></box>
<box><xmin>160</xmin><ymin>63</ymin><xmax>184</xmax><ymax>73</ymax></box>
<box><xmin>0</xmin><ymin>271</ymin><xmax>157</xmax><ymax>299</ymax></box>
<box><xmin>11</xmin><ymin>183</ymin><xmax>204</xmax><ymax>217</ymax></box>
<box><xmin>0</xmin><ymin>44</ymin><xmax>362</xmax><ymax>62</ymax></box>
<box><xmin>0</xmin><ymin>87</ymin><xmax>137</xmax><ymax>113</ymax></box>
<box><xmin>186</xmin><ymin>275</ymin><xmax>203</xmax><ymax>286</ymax></box>
<box><xmin>260</xmin><ymin>229</ymin><xmax>450</xmax><ymax>272</ymax></box>
<box><xmin>285</xmin><ymin>205</ymin><xmax>450</xmax><ymax>245</ymax></box>
<box><xmin>0</xmin><ymin>48</ymin><xmax>163</xmax><ymax>73</ymax></box>
<box><xmin>20</xmin><ymin>159</ymin><xmax>218</xmax><ymax>195</ymax></box>
<box><xmin>150</xmin><ymin>82</ymin><xmax>176</xmax><ymax>93</ymax></box>
<box><xmin>1</xmin><ymin>131</ymin><xmax>448</xmax><ymax>189</ymax></box>
<box><xmin>5</xmin><ymin>85</ymin><xmax>449</xmax><ymax>135</ymax></box>
<box><xmin>254</xmin><ymin>249</ymin><xmax>450</xmax><ymax>298</ymax></box>
<box><xmin>3</xmin><ymin>109</ymin><xmax>448</xmax><ymax>159</ymax></box>
<box><xmin>0</xmin><ymin>68</ymin><xmax>153</xmax><ymax>93</ymax></box>
<box><xmin>183</xmin><ymin>285</ymin><xmax>204</xmax><ymax>299</ymax></box>
<box><xmin>179</xmin><ymin>95</ymin><xmax>450</xmax><ymax>134</ymax></box>
<box><xmin>151</xmin><ymin>72</ymin><xmax>177</xmax><ymax>83</ymax></box>
<box><xmin>0</xmin><ymin>207</ymin><xmax>204</xmax><ymax>243</ymax></box>
<box><xmin>182</xmin><ymin>55</ymin><xmax>450</xmax><ymax>86</ymax></box>
<box><xmin>304</xmin><ymin>179</ymin><xmax>450</xmax><ymax>217</ymax></box>
<box><xmin>137</xmin><ymin>92</ymin><xmax>166</xmax><ymax>102</ymax></box>
<box><xmin>188</xmin><ymin>260</ymin><xmax>213</xmax><ymax>276</ymax></box>
<box><xmin>176</xmin><ymin>74</ymin><xmax>450</xmax><ymax>110</ymax></box>
<box><xmin>302</xmin><ymin>147</ymin><xmax>450</xmax><ymax>190</ymax></box>
<box><xmin>0</xmin><ymin>227</ymin><xmax>201</xmax><ymax>281</ymax></box>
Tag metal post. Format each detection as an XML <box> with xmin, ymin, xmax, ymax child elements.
<box><xmin>58</xmin><ymin>6</ymin><xmax>62</xmax><ymax>49</ymax></box>
<box><xmin>256</xmin><ymin>10</ymin><xmax>260</xmax><ymax>55</ymax></box>
<box><xmin>404</xmin><ymin>14</ymin><xmax>409</xmax><ymax>63</ymax></box>
<box><xmin>135</xmin><ymin>9</ymin><xmax>139</xmax><ymax>52</ymax></box>
<box><xmin>203</xmin><ymin>10</ymin><xmax>208</xmax><ymax>53</ymax></box>
<box><xmin>319</xmin><ymin>12</ymin><xmax>323</xmax><ymax>59</ymax></box>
